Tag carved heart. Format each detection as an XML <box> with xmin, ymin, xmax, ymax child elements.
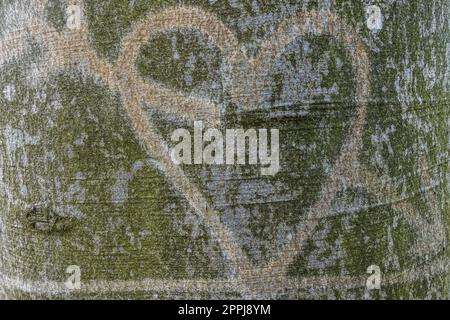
<box><xmin>110</xmin><ymin>7</ymin><xmax>371</xmax><ymax>276</ymax></box>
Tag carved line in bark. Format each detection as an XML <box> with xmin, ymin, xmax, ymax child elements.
<box><xmin>0</xmin><ymin>254</ymin><xmax>447</xmax><ymax>297</ymax></box>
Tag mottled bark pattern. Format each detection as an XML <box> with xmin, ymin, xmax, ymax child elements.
<box><xmin>0</xmin><ymin>0</ymin><xmax>449</xmax><ymax>299</ymax></box>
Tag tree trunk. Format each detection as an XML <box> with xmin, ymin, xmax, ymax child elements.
<box><xmin>0</xmin><ymin>0</ymin><xmax>448</xmax><ymax>299</ymax></box>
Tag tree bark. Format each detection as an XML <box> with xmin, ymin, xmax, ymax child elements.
<box><xmin>0</xmin><ymin>0</ymin><xmax>448</xmax><ymax>299</ymax></box>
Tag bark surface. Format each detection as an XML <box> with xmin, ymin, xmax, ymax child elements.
<box><xmin>0</xmin><ymin>0</ymin><xmax>449</xmax><ymax>299</ymax></box>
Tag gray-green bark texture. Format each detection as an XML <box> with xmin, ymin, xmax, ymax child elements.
<box><xmin>0</xmin><ymin>0</ymin><xmax>449</xmax><ymax>299</ymax></box>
